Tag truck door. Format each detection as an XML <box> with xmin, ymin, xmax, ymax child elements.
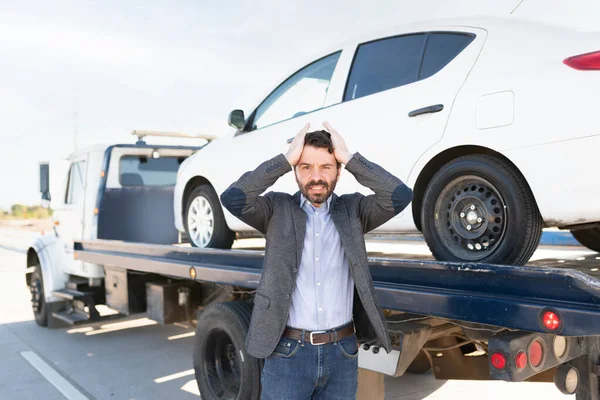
<box><xmin>52</xmin><ymin>156</ymin><xmax>87</xmax><ymax>274</ymax></box>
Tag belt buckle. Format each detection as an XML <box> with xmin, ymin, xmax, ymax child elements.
<box><xmin>310</xmin><ymin>330</ymin><xmax>327</xmax><ymax>345</ymax></box>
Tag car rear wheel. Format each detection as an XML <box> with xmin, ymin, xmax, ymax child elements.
<box><xmin>570</xmin><ymin>227</ymin><xmax>600</xmax><ymax>253</ymax></box>
<box><xmin>185</xmin><ymin>185</ymin><xmax>234</xmax><ymax>249</ymax></box>
<box><xmin>421</xmin><ymin>155</ymin><xmax>542</xmax><ymax>266</ymax></box>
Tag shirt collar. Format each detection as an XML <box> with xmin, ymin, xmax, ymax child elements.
<box><xmin>300</xmin><ymin>193</ymin><xmax>332</xmax><ymax>213</ymax></box>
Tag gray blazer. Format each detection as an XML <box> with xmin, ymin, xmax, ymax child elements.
<box><xmin>220</xmin><ymin>152</ymin><xmax>413</xmax><ymax>359</ymax></box>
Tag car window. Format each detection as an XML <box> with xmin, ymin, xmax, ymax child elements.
<box><xmin>119</xmin><ymin>156</ymin><xmax>182</xmax><ymax>187</ymax></box>
<box><xmin>252</xmin><ymin>52</ymin><xmax>341</xmax><ymax>130</ymax></box>
<box><xmin>344</xmin><ymin>34</ymin><xmax>426</xmax><ymax>101</ymax></box>
<box><xmin>65</xmin><ymin>160</ymin><xmax>86</xmax><ymax>204</ymax></box>
<box><xmin>419</xmin><ymin>33</ymin><xmax>475</xmax><ymax>80</ymax></box>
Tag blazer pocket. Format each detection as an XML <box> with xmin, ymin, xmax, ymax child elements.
<box><xmin>254</xmin><ymin>292</ymin><xmax>270</xmax><ymax>310</ymax></box>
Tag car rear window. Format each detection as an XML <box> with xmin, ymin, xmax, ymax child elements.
<box><xmin>344</xmin><ymin>31</ymin><xmax>475</xmax><ymax>101</ymax></box>
<box><xmin>419</xmin><ymin>33</ymin><xmax>475</xmax><ymax>80</ymax></box>
<box><xmin>344</xmin><ymin>34</ymin><xmax>426</xmax><ymax>102</ymax></box>
<box><xmin>119</xmin><ymin>156</ymin><xmax>182</xmax><ymax>187</ymax></box>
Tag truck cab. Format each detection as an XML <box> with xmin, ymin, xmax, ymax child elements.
<box><xmin>27</xmin><ymin>132</ymin><xmax>208</xmax><ymax>326</ymax></box>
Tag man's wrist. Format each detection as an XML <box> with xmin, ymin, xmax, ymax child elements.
<box><xmin>339</xmin><ymin>151</ymin><xmax>353</xmax><ymax>165</ymax></box>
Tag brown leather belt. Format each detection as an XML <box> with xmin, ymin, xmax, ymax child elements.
<box><xmin>283</xmin><ymin>322</ymin><xmax>355</xmax><ymax>345</ymax></box>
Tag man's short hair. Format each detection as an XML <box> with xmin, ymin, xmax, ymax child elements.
<box><xmin>304</xmin><ymin>130</ymin><xmax>341</xmax><ymax>169</ymax></box>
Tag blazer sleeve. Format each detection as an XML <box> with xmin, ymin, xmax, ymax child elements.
<box><xmin>344</xmin><ymin>152</ymin><xmax>413</xmax><ymax>233</ymax></box>
<box><xmin>220</xmin><ymin>153</ymin><xmax>292</xmax><ymax>234</ymax></box>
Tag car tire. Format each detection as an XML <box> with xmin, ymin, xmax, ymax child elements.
<box><xmin>570</xmin><ymin>227</ymin><xmax>600</xmax><ymax>253</ymax></box>
<box><xmin>194</xmin><ymin>301</ymin><xmax>261</xmax><ymax>400</ymax></box>
<box><xmin>421</xmin><ymin>155</ymin><xmax>542</xmax><ymax>266</ymax></box>
<box><xmin>30</xmin><ymin>263</ymin><xmax>48</xmax><ymax>327</ymax></box>
<box><xmin>185</xmin><ymin>184</ymin><xmax>234</xmax><ymax>249</ymax></box>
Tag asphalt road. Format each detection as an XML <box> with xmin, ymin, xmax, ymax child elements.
<box><xmin>1</xmin><ymin>228</ymin><xmax>592</xmax><ymax>400</ymax></box>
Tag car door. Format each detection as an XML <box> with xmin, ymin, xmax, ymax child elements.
<box><xmin>226</xmin><ymin>51</ymin><xmax>343</xmax><ymax>196</ymax></box>
<box><xmin>52</xmin><ymin>156</ymin><xmax>87</xmax><ymax>274</ymax></box>
<box><xmin>323</xmin><ymin>29</ymin><xmax>486</xmax><ymax>228</ymax></box>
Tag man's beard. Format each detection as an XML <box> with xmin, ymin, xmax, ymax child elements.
<box><xmin>297</xmin><ymin>178</ymin><xmax>337</xmax><ymax>205</ymax></box>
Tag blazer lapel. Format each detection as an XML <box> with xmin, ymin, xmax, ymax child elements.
<box><xmin>291</xmin><ymin>192</ymin><xmax>306</xmax><ymax>268</ymax></box>
<box><xmin>330</xmin><ymin>194</ymin><xmax>355</xmax><ymax>260</ymax></box>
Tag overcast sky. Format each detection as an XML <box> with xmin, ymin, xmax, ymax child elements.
<box><xmin>1</xmin><ymin>0</ymin><xmax>598</xmax><ymax>209</ymax></box>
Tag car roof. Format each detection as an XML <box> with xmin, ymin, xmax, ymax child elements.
<box><xmin>335</xmin><ymin>15</ymin><xmax>574</xmax><ymax>51</ymax></box>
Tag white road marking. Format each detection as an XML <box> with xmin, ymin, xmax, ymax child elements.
<box><xmin>154</xmin><ymin>368</ymin><xmax>195</xmax><ymax>383</ymax></box>
<box><xmin>167</xmin><ymin>331</ymin><xmax>195</xmax><ymax>340</ymax></box>
<box><xmin>21</xmin><ymin>351</ymin><xmax>89</xmax><ymax>400</ymax></box>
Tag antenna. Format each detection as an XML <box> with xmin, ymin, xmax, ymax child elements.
<box><xmin>131</xmin><ymin>130</ymin><xmax>218</xmax><ymax>145</ymax></box>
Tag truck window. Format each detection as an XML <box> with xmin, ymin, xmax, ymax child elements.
<box><xmin>344</xmin><ymin>34</ymin><xmax>426</xmax><ymax>101</ymax></box>
<box><xmin>119</xmin><ymin>156</ymin><xmax>181</xmax><ymax>187</ymax></box>
<box><xmin>65</xmin><ymin>160</ymin><xmax>86</xmax><ymax>204</ymax></box>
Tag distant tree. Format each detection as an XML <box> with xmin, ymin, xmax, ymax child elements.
<box><xmin>1</xmin><ymin>204</ymin><xmax>53</xmax><ymax>220</ymax></box>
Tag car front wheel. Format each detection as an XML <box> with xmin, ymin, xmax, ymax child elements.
<box><xmin>421</xmin><ymin>155</ymin><xmax>542</xmax><ymax>266</ymax></box>
<box><xmin>185</xmin><ymin>184</ymin><xmax>234</xmax><ymax>249</ymax></box>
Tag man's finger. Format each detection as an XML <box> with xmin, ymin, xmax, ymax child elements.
<box><xmin>293</xmin><ymin>123</ymin><xmax>310</xmax><ymax>143</ymax></box>
<box><xmin>323</xmin><ymin>121</ymin><xmax>339</xmax><ymax>137</ymax></box>
<box><xmin>299</xmin><ymin>122</ymin><xmax>310</xmax><ymax>136</ymax></box>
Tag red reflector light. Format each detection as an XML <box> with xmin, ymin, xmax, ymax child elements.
<box><xmin>564</xmin><ymin>51</ymin><xmax>600</xmax><ymax>70</ymax></box>
<box><xmin>491</xmin><ymin>353</ymin><xmax>507</xmax><ymax>369</ymax></box>
<box><xmin>543</xmin><ymin>311</ymin><xmax>561</xmax><ymax>331</ymax></box>
<box><xmin>515</xmin><ymin>351</ymin><xmax>528</xmax><ymax>369</ymax></box>
<box><xmin>529</xmin><ymin>340</ymin><xmax>544</xmax><ymax>367</ymax></box>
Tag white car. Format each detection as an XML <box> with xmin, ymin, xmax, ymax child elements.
<box><xmin>175</xmin><ymin>16</ymin><xmax>600</xmax><ymax>265</ymax></box>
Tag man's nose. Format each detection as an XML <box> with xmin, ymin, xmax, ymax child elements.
<box><xmin>310</xmin><ymin>168</ymin><xmax>323</xmax><ymax>180</ymax></box>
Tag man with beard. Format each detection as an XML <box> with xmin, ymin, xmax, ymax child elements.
<box><xmin>220</xmin><ymin>122</ymin><xmax>413</xmax><ymax>399</ymax></box>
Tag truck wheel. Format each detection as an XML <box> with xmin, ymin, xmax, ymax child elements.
<box><xmin>570</xmin><ymin>227</ymin><xmax>600</xmax><ymax>252</ymax></box>
<box><xmin>30</xmin><ymin>264</ymin><xmax>48</xmax><ymax>327</ymax></box>
<box><xmin>421</xmin><ymin>155</ymin><xmax>542</xmax><ymax>266</ymax></box>
<box><xmin>185</xmin><ymin>185</ymin><xmax>234</xmax><ymax>249</ymax></box>
<box><xmin>194</xmin><ymin>301</ymin><xmax>261</xmax><ymax>400</ymax></box>
<box><xmin>406</xmin><ymin>350</ymin><xmax>432</xmax><ymax>374</ymax></box>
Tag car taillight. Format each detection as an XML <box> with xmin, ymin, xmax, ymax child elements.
<box><xmin>564</xmin><ymin>50</ymin><xmax>600</xmax><ymax>70</ymax></box>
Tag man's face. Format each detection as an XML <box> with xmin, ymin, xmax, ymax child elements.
<box><xmin>295</xmin><ymin>145</ymin><xmax>341</xmax><ymax>206</ymax></box>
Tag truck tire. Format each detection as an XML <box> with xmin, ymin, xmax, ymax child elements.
<box><xmin>570</xmin><ymin>227</ymin><xmax>600</xmax><ymax>253</ymax></box>
<box><xmin>406</xmin><ymin>350</ymin><xmax>432</xmax><ymax>374</ymax></box>
<box><xmin>185</xmin><ymin>185</ymin><xmax>234</xmax><ymax>249</ymax></box>
<box><xmin>421</xmin><ymin>155</ymin><xmax>542</xmax><ymax>266</ymax></box>
<box><xmin>194</xmin><ymin>301</ymin><xmax>261</xmax><ymax>400</ymax></box>
<box><xmin>30</xmin><ymin>264</ymin><xmax>48</xmax><ymax>327</ymax></box>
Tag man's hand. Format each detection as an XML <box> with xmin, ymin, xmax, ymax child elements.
<box><xmin>323</xmin><ymin>122</ymin><xmax>352</xmax><ymax>165</ymax></box>
<box><xmin>284</xmin><ymin>123</ymin><xmax>310</xmax><ymax>166</ymax></box>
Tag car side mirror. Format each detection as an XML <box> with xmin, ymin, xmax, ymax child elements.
<box><xmin>228</xmin><ymin>109</ymin><xmax>245</xmax><ymax>130</ymax></box>
<box><xmin>39</xmin><ymin>162</ymin><xmax>51</xmax><ymax>202</ymax></box>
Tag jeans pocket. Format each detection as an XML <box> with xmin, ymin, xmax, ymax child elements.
<box><xmin>338</xmin><ymin>334</ymin><xmax>359</xmax><ymax>359</ymax></box>
<box><xmin>271</xmin><ymin>338</ymin><xmax>300</xmax><ymax>358</ymax></box>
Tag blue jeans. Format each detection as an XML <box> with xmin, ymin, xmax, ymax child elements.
<box><xmin>260</xmin><ymin>330</ymin><xmax>359</xmax><ymax>400</ymax></box>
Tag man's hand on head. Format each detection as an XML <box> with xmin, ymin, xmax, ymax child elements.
<box><xmin>284</xmin><ymin>123</ymin><xmax>311</xmax><ymax>166</ymax></box>
<box><xmin>323</xmin><ymin>122</ymin><xmax>352</xmax><ymax>165</ymax></box>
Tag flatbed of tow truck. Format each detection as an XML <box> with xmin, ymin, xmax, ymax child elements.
<box><xmin>69</xmin><ymin>239</ymin><xmax>600</xmax><ymax>399</ymax></box>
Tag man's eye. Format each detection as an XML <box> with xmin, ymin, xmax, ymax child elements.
<box><xmin>323</xmin><ymin>165</ymin><xmax>330</xmax><ymax>169</ymax></box>
<box><xmin>302</xmin><ymin>166</ymin><xmax>309</xmax><ymax>170</ymax></box>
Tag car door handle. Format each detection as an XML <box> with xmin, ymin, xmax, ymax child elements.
<box><xmin>408</xmin><ymin>104</ymin><xmax>444</xmax><ymax>117</ymax></box>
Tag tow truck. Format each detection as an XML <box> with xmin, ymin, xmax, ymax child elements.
<box><xmin>27</xmin><ymin>132</ymin><xmax>600</xmax><ymax>399</ymax></box>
